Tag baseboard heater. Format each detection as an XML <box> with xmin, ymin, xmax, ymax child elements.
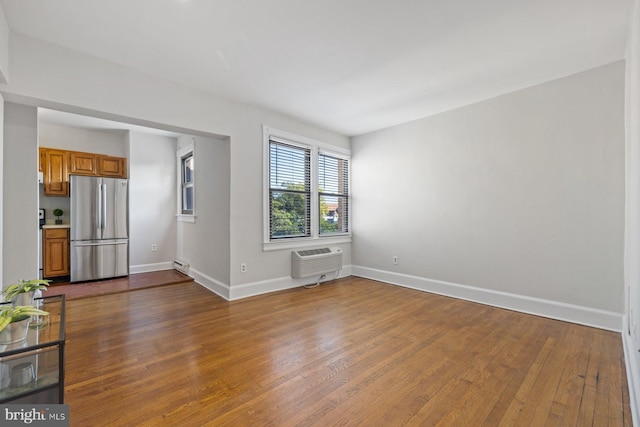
<box><xmin>291</xmin><ymin>247</ymin><xmax>342</xmax><ymax>279</ymax></box>
<box><xmin>173</xmin><ymin>259</ymin><xmax>190</xmax><ymax>275</ymax></box>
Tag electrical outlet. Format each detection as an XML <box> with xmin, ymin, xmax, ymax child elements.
<box><xmin>392</xmin><ymin>255</ymin><xmax>399</xmax><ymax>265</ymax></box>
<box><xmin>151</xmin><ymin>244</ymin><xmax>157</xmax><ymax>252</ymax></box>
<box><xmin>240</xmin><ymin>263</ymin><xmax>247</xmax><ymax>273</ymax></box>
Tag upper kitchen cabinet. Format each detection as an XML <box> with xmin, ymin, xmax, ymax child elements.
<box><xmin>40</xmin><ymin>147</ymin><xmax>128</xmax><ymax>196</ymax></box>
<box><xmin>42</xmin><ymin>148</ymin><xmax>69</xmax><ymax>196</ymax></box>
<box><xmin>98</xmin><ymin>155</ymin><xmax>127</xmax><ymax>178</ymax></box>
<box><xmin>69</xmin><ymin>151</ymin><xmax>97</xmax><ymax>176</ymax></box>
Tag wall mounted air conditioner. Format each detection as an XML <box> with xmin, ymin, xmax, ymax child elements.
<box><xmin>173</xmin><ymin>259</ymin><xmax>190</xmax><ymax>275</ymax></box>
<box><xmin>291</xmin><ymin>247</ymin><xmax>343</xmax><ymax>279</ymax></box>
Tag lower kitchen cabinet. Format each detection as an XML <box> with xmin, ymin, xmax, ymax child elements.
<box><xmin>43</xmin><ymin>228</ymin><xmax>70</xmax><ymax>278</ymax></box>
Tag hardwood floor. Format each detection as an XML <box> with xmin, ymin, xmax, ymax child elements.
<box><xmin>45</xmin><ymin>270</ymin><xmax>193</xmax><ymax>300</ymax></box>
<box><xmin>64</xmin><ymin>277</ymin><xmax>632</xmax><ymax>426</ymax></box>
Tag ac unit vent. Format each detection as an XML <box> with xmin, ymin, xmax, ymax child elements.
<box><xmin>297</xmin><ymin>248</ymin><xmax>332</xmax><ymax>257</ymax></box>
<box><xmin>291</xmin><ymin>247</ymin><xmax>342</xmax><ymax>279</ymax></box>
<box><xmin>173</xmin><ymin>259</ymin><xmax>190</xmax><ymax>275</ymax></box>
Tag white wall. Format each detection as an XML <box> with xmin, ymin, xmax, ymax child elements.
<box><xmin>0</xmin><ymin>33</ymin><xmax>350</xmax><ymax>298</ymax></box>
<box><xmin>38</xmin><ymin>186</ymin><xmax>69</xmax><ymax>225</ymax></box>
<box><xmin>352</xmin><ymin>62</ymin><xmax>625</xmax><ymax>330</ymax></box>
<box><xmin>0</xmin><ymin>95</ymin><xmax>3</xmax><ymax>288</ymax></box>
<box><xmin>624</xmin><ymin>0</ymin><xmax>640</xmax><ymax>422</ymax></box>
<box><xmin>128</xmin><ymin>131</ymin><xmax>177</xmax><ymax>272</ymax></box>
<box><xmin>0</xmin><ymin>7</ymin><xmax>9</xmax><ymax>84</ymax></box>
<box><xmin>177</xmin><ymin>135</ymin><xmax>231</xmax><ymax>292</ymax></box>
<box><xmin>38</xmin><ymin>121</ymin><xmax>127</xmax><ymax>157</ymax></box>
<box><xmin>0</xmin><ymin>6</ymin><xmax>7</xmax><ymax>287</ymax></box>
<box><xmin>3</xmin><ymin>102</ymin><xmax>38</xmax><ymax>284</ymax></box>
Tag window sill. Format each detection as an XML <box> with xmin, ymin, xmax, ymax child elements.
<box><xmin>263</xmin><ymin>235</ymin><xmax>351</xmax><ymax>252</ymax></box>
<box><xmin>177</xmin><ymin>214</ymin><xmax>196</xmax><ymax>223</ymax></box>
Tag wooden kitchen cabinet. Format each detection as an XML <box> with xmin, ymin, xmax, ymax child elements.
<box><xmin>40</xmin><ymin>148</ymin><xmax>127</xmax><ymax>196</ymax></box>
<box><xmin>41</xmin><ymin>149</ymin><xmax>69</xmax><ymax>196</ymax></box>
<box><xmin>97</xmin><ymin>155</ymin><xmax>127</xmax><ymax>178</ymax></box>
<box><xmin>43</xmin><ymin>228</ymin><xmax>70</xmax><ymax>278</ymax></box>
<box><xmin>39</xmin><ymin>148</ymin><xmax>45</xmax><ymax>172</ymax></box>
<box><xmin>69</xmin><ymin>152</ymin><xmax>97</xmax><ymax>175</ymax></box>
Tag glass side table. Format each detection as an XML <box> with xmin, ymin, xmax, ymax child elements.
<box><xmin>0</xmin><ymin>294</ymin><xmax>66</xmax><ymax>404</ymax></box>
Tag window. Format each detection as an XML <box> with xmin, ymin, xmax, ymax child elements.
<box><xmin>177</xmin><ymin>142</ymin><xmax>195</xmax><ymax>221</ymax></box>
<box><xmin>269</xmin><ymin>140</ymin><xmax>311</xmax><ymax>239</ymax></box>
<box><xmin>182</xmin><ymin>153</ymin><xmax>194</xmax><ymax>214</ymax></box>
<box><xmin>318</xmin><ymin>152</ymin><xmax>349</xmax><ymax>235</ymax></box>
<box><xmin>264</xmin><ymin>126</ymin><xmax>350</xmax><ymax>249</ymax></box>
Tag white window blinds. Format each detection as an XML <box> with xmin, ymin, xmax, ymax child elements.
<box><xmin>318</xmin><ymin>152</ymin><xmax>349</xmax><ymax>235</ymax></box>
<box><xmin>268</xmin><ymin>140</ymin><xmax>311</xmax><ymax>239</ymax></box>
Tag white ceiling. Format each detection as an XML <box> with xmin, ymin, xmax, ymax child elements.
<box><xmin>0</xmin><ymin>0</ymin><xmax>633</xmax><ymax>136</ymax></box>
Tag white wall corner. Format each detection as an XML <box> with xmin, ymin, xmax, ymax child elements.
<box><xmin>228</xmin><ymin>265</ymin><xmax>352</xmax><ymax>301</ymax></box>
<box><xmin>0</xmin><ymin>6</ymin><xmax>9</xmax><ymax>83</ymax></box>
<box><xmin>351</xmin><ymin>266</ymin><xmax>624</xmax><ymax>332</ymax></box>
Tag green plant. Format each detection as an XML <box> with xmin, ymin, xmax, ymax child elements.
<box><xmin>3</xmin><ymin>279</ymin><xmax>50</xmax><ymax>300</ymax></box>
<box><xmin>53</xmin><ymin>208</ymin><xmax>64</xmax><ymax>221</ymax></box>
<box><xmin>0</xmin><ymin>305</ymin><xmax>49</xmax><ymax>332</ymax></box>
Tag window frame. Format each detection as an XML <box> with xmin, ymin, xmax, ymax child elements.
<box><xmin>263</xmin><ymin>126</ymin><xmax>351</xmax><ymax>251</ymax></box>
<box><xmin>318</xmin><ymin>150</ymin><xmax>350</xmax><ymax>236</ymax></box>
<box><xmin>268</xmin><ymin>138</ymin><xmax>312</xmax><ymax>240</ymax></box>
<box><xmin>177</xmin><ymin>141</ymin><xmax>196</xmax><ymax>223</ymax></box>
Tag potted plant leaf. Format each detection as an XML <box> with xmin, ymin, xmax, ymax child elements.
<box><xmin>0</xmin><ymin>305</ymin><xmax>49</xmax><ymax>344</ymax></box>
<box><xmin>53</xmin><ymin>208</ymin><xmax>64</xmax><ymax>225</ymax></box>
<box><xmin>3</xmin><ymin>279</ymin><xmax>50</xmax><ymax>306</ymax></box>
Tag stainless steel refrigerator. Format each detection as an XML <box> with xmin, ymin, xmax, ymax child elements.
<box><xmin>70</xmin><ymin>175</ymin><xmax>129</xmax><ymax>282</ymax></box>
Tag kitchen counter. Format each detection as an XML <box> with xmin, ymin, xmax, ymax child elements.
<box><xmin>42</xmin><ymin>224</ymin><xmax>70</xmax><ymax>229</ymax></box>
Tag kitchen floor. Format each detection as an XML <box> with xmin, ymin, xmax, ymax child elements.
<box><xmin>45</xmin><ymin>270</ymin><xmax>193</xmax><ymax>300</ymax></box>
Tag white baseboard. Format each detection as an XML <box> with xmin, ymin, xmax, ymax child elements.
<box><xmin>129</xmin><ymin>262</ymin><xmax>173</xmax><ymax>274</ymax></box>
<box><xmin>133</xmin><ymin>263</ymin><xmax>622</xmax><ymax>332</ymax></box>
<box><xmin>131</xmin><ymin>264</ymin><xmax>231</xmax><ymax>301</ymax></box>
<box><xmin>623</xmin><ymin>328</ymin><xmax>640</xmax><ymax>427</ymax></box>
<box><xmin>228</xmin><ymin>266</ymin><xmax>352</xmax><ymax>301</ymax></box>
<box><xmin>351</xmin><ymin>266</ymin><xmax>623</xmax><ymax>332</ymax></box>
<box><xmin>189</xmin><ymin>267</ymin><xmax>230</xmax><ymax>300</ymax></box>
<box><xmin>128</xmin><ymin>264</ymin><xmax>230</xmax><ymax>301</ymax></box>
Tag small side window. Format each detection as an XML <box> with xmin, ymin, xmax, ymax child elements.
<box><xmin>177</xmin><ymin>141</ymin><xmax>195</xmax><ymax>222</ymax></box>
<box><xmin>181</xmin><ymin>153</ymin><xmax>194</xmax><ymax>215</ymax></box>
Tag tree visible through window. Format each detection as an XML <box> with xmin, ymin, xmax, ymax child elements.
<box><xmin>319</xmin><ymin>153</ymin><xmax>349</xmax><ymax>235</ymax></box>
<box><xmin>268</xmin><ymin>141</ymin><xmax>310</xmax><ymax>239</ymax></box>
<box><xmin>264</xmin><ymin>127</ymin><xmax>350</xmax><ymax>245</ymax></box>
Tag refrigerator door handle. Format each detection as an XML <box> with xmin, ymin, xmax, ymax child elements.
<box><xmin>102</xmin><ymin>183</ymin><xmax>108</xmax><ymax>231</ymax></box>
<box><xmin>96</xmin><ymin>182</ymin><xmax>102</xmax><ymax>233</ymax></box>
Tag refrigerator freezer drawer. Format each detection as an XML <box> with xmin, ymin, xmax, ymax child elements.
<box><xmin>71</xmin><ymin>240</ymin><xmax>128</xmax><ymax>282</ymax></box>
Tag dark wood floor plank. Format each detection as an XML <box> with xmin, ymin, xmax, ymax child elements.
<box><xmin>62</xmin><ymin>276</ymin><xmax>633</xmax><ymax>426</ymax></box>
